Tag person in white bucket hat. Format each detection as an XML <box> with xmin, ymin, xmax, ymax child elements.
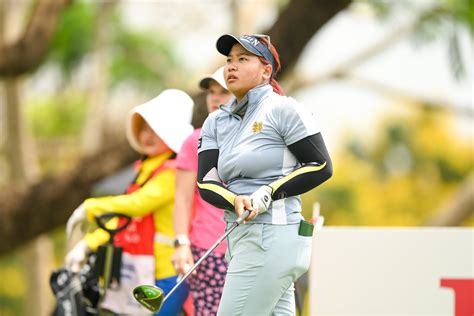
<box><xmin>171</xmin><ymin>67</ymin><xmax>233</xmax><ymax>315</ymax></box>
<box><xmin>127</xmin><ymin>89</ymin><xmax>194</xmax><ymax>154</ymax></box>
<box><xmin>65</xmin><ymin>89</ymin><xmax>194</xmax><ymax>315</ymax></box>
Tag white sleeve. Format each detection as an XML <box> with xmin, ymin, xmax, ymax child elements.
<box><xmin>276</xmin><ymin>97</ymin><xmax>320</xmax><ymax>146</ymax></box>
<box><xmin>198</xmin><ymin>113</ymin><xmax>218</xmax><ymax>153</ymax></box>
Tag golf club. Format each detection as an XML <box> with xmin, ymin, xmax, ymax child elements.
<box><xmin>133</xmin><ymin>209</ymin><xmax>251</xmax><ymax>313</ymax></box>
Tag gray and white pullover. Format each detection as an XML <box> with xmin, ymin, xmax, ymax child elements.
<box><xmin>197</xmin><ymin>84</ymin><xmax>332</xmax><ymax>224</ymax></box>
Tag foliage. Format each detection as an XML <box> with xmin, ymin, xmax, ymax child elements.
<box><xmin>413</xmin><ymin>0</ymin><xmax>472</xmax><ymax>79</ymax></box>
<box><xmin>108</xmin><ymin>25</ymin><xmax>180</xmax><ymax>91</ymax></box>
<box><xmin>0</xmin><ymin>252</ymin><xmax>27</xmax><ymax>315</ymax></box>
<box><xmin>302</xmin><ymin>104</ymin><xmax>473</xmax><ymax>226</ymax></box>
<box><xmin>45</xmin><ymin>1</ymin><xmax>182</xmax><ymax>91</ymax></box>
<box><xmin>441</xmin><ymin>0</ymin><xmax>474</xmax><ymax>32</ymax></box>
<box><xmin>26</xmin><ymin>94</ymin><xmax>87</xmax><ymax>138</ymax></box>
<box><xmin>0</xmin><ymin>227</ymin><xmax>66</xmax><ymax>316</ymax></box>
<box><xmin>46</xmin><ymin>1</ymin><xmax>95</xmax><ymax>77</ymax></box>
<box><xmin>362</xmin><ymin>0</ymin><xmax>473</xmax><ymax>30</ymax></box>
<box><xmin>360</xmin><ymin>0</ymin><xmax>473</xmax><ymax>79</ymax></box>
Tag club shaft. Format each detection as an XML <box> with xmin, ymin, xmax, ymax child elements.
<box><xmin>162</xmin><ymin>210</ymin><xmax>250</xmax><ymax>304</ymax></box>
<box><xmin>102</xmin><ymin>245</ymin><xmax>114</xmax><ymax>296</ymax></box>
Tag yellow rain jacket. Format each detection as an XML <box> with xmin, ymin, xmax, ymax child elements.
<box><xmin>83</xmin><ymin>151</ymin><xmax>176</xmax><ymax>280</ymax></box>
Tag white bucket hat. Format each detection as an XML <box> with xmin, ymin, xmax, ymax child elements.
<box><xmin>126</xmin><ymin>89</ymin><xmax>194</xmax><ymax>154</ymax></box>
<box><xmin>199</xmin><ymin>66</ymin><xmax>228</xmax><ymax>91</ymax></box>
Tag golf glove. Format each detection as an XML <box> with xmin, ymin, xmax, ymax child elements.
<box><xmin>250</xmin><ymin>185</ymin><xmax>273</xmax><ymax>214</ymax></box>
<box><xmin>66</xmin><ymin>203</ymin><xmax>87</xmax><ymax>240</ymax></box>
<box><xmin>65</xmin><ymin>240</ymin><xmax>90</xmax><ymax>273</ymax></box>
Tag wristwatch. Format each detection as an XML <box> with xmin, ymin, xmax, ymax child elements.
<box><xmin>174</xmin><ymin>234</ymin><xmax>190</xmax><ymax>248</ymax></box>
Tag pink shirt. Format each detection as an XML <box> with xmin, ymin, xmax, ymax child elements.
<box><xmin>176</xmin><ymin>128</ymin><xmax>226</xmax><ymax>254</ymax></box>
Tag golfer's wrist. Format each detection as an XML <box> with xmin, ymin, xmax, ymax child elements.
<box><xmin>234</xmin><ymin>195</ymin><xmax>251</xmax><ymax>205</ymax></box>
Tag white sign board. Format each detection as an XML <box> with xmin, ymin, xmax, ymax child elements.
<box><xmin>309</xmin><ymin>227</ymin><xmax>473</xmax><ymax>316</ymax></box>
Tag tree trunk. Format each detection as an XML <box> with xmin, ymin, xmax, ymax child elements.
<box><xmin>0</xmin><ymin>140</ymin><xmax>138</xmax><ymax>256</ymax></box>
<box><xmin>284</xmin><ymin>3</ymin><xmax>444</xmax><ymax>94</ymax></box>
<box><xmin>19</xmin><ymin>235</ymin><xmax>55</xmax><ymax>316</ymax></box>
<box><xmin>0</xmin><ymin>0</ymin><xmax>73</xmax><ymax>77</ymax></box>
<box><xmin>3</xmin><ymin>78</ymin><xmax>28</xmax><ymax>181</ymax></box>
<box><xmin>0</xmin><ymin>0</ymin><xmax>41</xmax><ymax>184</ymax></box>
<box><xmin>424</xmin><ymin>173</ymin><xmax>474</xmax><ymax>226</ymax></box>
<box><xmin>266</xmin><ymin>0</ymin><xmax>351</xmax><ymax>76</ymax></box>
<box><xmin>0</xmin><ymin>1</ymin><xmax>60</xmax><ymax>314</ymax></box>
<box><xmin>81</xmin><ymin>1</ymin><xmax>115</xmax><ymax>155</ymax></box>
<box><xmin>2</xmin><ymin>78</ymin><xmax>41</xmax><ymax>184</ymax></box>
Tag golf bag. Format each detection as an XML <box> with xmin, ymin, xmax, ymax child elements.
<box><xmin>50</xmin><ymin>254</ymin><xmax>100</xmax><ymax>316</ymax></box>
<box><xmin>50</xmin><ymin>212</ymin><xmax>130</xmax><ymax>316</ymax></box>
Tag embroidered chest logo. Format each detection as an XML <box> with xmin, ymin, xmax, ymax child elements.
<box><xmin>252</xmin><ymin>121</ymin><xmax>264</xmax><ymax>133</ymax></box>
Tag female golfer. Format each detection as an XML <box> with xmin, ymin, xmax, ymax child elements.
<box><xmin>197</xmin><ymin>34</ymin><xmax>333</xmax><ymax>315</ymax></box>
<box><xmin>171</xmin><ymin>67</ymin><xmax>232</xmax><ymax>315</ymax></box>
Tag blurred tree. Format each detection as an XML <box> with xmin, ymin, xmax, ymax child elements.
<box><xmin>286</xmin><ymin>0</ymin><xmax>473</xmax><ymax>93</ymax></box>
<box><xmin>268</xmin><ymin>0</ymin><xmax>351</xmax><ymax>76</ymax></box>
<box><xmin>302</xmin><ymin>104</ymin><xmax>473</xmax><ymax>226</ymax></box>
<box><xmin>44</xmin><ymin>1</ymin><xmax>182</xmax><ymax>154</ymax></box>
<box><xmin>80</xmin><ymin>0</ymin><xmax>114</xmax><ymax>155</ymax></box>
<box><xmin>0</xmin><ymin>1</ymin><xmax>73</xmax><ymax>314</ymax></box>
<box><xmin>367</xmin><ymin>0</ymin><xmax>472</xmax><ymax>79</ymax></box>
<box><xmin>0</xmin><ymin>0</ymin><xmax>72</xmax><ymax>76</ymax></box>
<box><xmin>0</xmin><ymin>0</ymin><xmax>71</xmax><ymax>184</ymax></box>
<box><xmin>46</xmin><ymin>1</ymin><xmax>95</xmax><ymax>79</ymax></box>
<box><xmin>425</xmin><ymin>173</ymin><xmax>474</xmax><ymax>226</ymax></box>
<box><xmin>46</xmin><ymin>2</ymin><xmax>180</xmax><ymax>91</ymax></box>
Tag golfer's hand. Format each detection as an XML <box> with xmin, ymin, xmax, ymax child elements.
<box><xmin>65</xmin><ymin>240</ymin><xmax>90</xmax><ymax>273</ymax></box>
<box><xmin>234</xmin><ymin>195</ymin><xmax>257</xmax><ymax>223</ymax></box>
<box><xmin>66</xmin><ymin>203</ymin><xmax>87</xmax><ymax>240</ymax></box>
<box><xmin>250</xmin><ymin>185</ymin><xmax>272</xmax><ymax>214</ymax></box>
<box><xmin>171</xmin><ymin>246</ymin><xmax>194</xmax><ymax>275</ymax></box>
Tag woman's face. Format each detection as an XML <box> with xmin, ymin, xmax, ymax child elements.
<box><xmin>206</xmin><ymin>81</ymin><xmax>232</xmax><ymax>113</ymax></box>
<box><xmin>138</xmin><ymin>121</ymin><xmax>171</xmax><ymax>156</ymax></box>
<box><xmin>225</xmin><ymin>43</ymin><xmax>272</xmax><ymax>101</ymax></box>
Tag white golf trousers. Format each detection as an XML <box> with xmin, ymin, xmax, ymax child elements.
<box><xmin>217</xmin><ymin>223</ymin><xmax>312</xmax><ymax>316</ymax></box>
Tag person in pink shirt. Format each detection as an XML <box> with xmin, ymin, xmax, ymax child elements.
<box><xmin>171</xmin><ymin>66</ymin><xmax>233</xmax><ymax>315</ymax></box>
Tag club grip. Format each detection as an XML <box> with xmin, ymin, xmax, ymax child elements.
<box><xmin>96</xmin><ymin>213</ymin><xmax>131</xmax><ymax>235</ymax></box>
<box><xmin>236</xmin><ymin>209</ymin><xmax>251</xmax><ymax>225</ymax></box>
